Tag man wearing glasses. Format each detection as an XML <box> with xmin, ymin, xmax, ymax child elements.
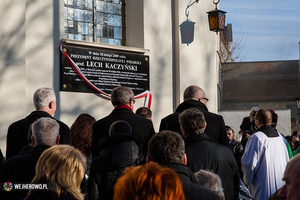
<box><xmin>159</xmin><ymin>85</ymin><xmax>228</xmax><ymax>146</ymax></box>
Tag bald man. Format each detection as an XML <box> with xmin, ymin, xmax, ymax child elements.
<box><xmin>241</xmin><ymin>109</ymin><xmax>289</xmax><ymax>200</ymax></box>
<box><xmin>159</xmin><ymin>85</ymin><xmax>228</xmax><ymax>146</ymax></box>
<box><xmin>277</xmin><ymin>154</ymin><xmax>300</xmax><ymax>200</ymax></box>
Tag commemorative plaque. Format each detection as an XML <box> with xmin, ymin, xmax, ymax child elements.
<box><xmin>60</xmin><ymin>45</ymin><xmax>150</xmax><ymax>96</ymax></box>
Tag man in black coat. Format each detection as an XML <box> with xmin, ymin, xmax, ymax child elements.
<box><xmin>88</xmin><ymin>121</ymin><xmax>141</xmax><ymax>200</ymax></box>
<box><xmin>179</xmin><ymin>108</ymin><xmax>240</xmax><ymax>200</ymax></box>
<box><xmin>159</xmin><ymin>85</ymin><xmax>228</xmax><ymax>146</ymax></box>
<box><xmin>6</xmin><ymin>87</ymin><xmax>71</xmax><ymax>159</ymax></box>
<box><xmin>0</xmin><ymin>117</ymin><xmax>60</xmax><ymax>199</ymax></box>
<box><xmin>92</xmin><ymin>86</ymin><xmax>155</xmax><ymax>159</ymax></box>
<box><xmin>147</xmin><ymin>130</ymin><xmax>221</xmax><ymax>200</ymax></box>
<box><xmin>226</xmin><ymin>125</ymin><xmax>244</xmax><ymax>178</ymax></box>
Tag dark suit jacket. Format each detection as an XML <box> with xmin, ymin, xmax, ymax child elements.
<box><xmin>6</xmin><ymin>111</ymin><xmax>71</xmax><ymax>159</ymax></box>
<box><xmin>0</xmin><ymin>145</ymin><xmax>51</xmax><ymax>200</ymax></box>
<box><xmin>185</xmin><ymin>133</ymin><xmax>240</xmax><ymax>200</ymax></box>
<box><xmin>159</xmin><ymin>100</ymin><xmax>228</xmax><ymax>146</ymax></box>
<box><xmin>165</xmin><ymin>163</ymin><xmax>221</xmax><ymax>200</ymax></box>
<box><xmin>92</xmin><ymin>107</ymin><xmax>155</xmax><ymax>158</ymax></box>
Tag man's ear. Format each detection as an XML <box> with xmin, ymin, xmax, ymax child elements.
<box><xmin>146</xmin><ymin>155</ymin><xmax>151</xmax><ymax>163</ymax></box>
<box><xmin>181</xmin><ymin>128</ymin><xmax>188</xmax><ymax>138</ymax></box>
<box><xmin>49</xmin><ymin>101</ymin><xmax>54</xmax><ymax>109</ymax></box>
<box><xmin>183</xmin><ymin>154</ymin><xmax>187</xmax><ymax>165</ymax></box>
<box><xmin>128</xmin><ymin>99</ymin><xmax>134</xmax><ymax>110</ymax></box>
<box><xmin>31</xmin><ymin>135</ymin><xmax>35</xmax><ymax>146</ymax></box>
<box><xmin>56</xmin><ymin>134</ymin><xmax>60</xmax><ymax>145</ymax></box>
<box><xmin>204</xmin><ymin>122</ymin><xmax>207</xmax><ymax>130</ymax></box>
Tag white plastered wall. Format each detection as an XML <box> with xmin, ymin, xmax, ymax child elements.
<box><xmin>0</xmin><ymin>0</ymin><xmax>219</xmax><ymax>156</ymax></box>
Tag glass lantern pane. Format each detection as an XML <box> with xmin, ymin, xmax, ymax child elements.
<box><xmin>218</xmin><ymin>14</ymin><xmax>225</xmax><ymax>30</ymax></box>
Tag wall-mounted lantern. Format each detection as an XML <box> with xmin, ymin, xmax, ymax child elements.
<box><xmin>207</xmin><ymin>0</ymin><xmax>226</xmax><ymax>32</ymax></box>
<box><xmin>180</xmin><ymin>0</ymin><xmax>226</xmax><ymax>45</ymax></box>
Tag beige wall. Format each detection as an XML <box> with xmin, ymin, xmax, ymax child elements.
<box><xmin>0</xmin><ymin>0</ymin><xmax>219</xmax><ymax>156</ymax></box>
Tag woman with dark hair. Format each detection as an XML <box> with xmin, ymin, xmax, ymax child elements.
<box><xmin>71</xmin><ymin>113</ymin><xmax>95</xmax><ymax>176</ymax></box>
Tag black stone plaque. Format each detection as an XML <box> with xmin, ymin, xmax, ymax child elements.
<box><xmin>60</xmin><ymin>45</ymin><xmax>149</xmax><ymax>96</ymax></box>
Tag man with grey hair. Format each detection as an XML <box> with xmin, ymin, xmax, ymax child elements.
<box><xmin>6</xmin><ymin>87</ymin><xmax>71</xmax><ymax>159</ymax></box>
<box><xmin>194</xmin><ymin>169</ymin><xmax>225</xmax><ymax>200</ymax></box>
<box><xmin>159</xmin><ymin>85</ymin><xmax>228</xmax><ymax>146</ymax></box>
<box><xmin>92</xmin><ymin>86</ymin><xmax>155</xmax><ymax>159</ymax></box>
<box><xmin>179</xmin><ymin>108</ymin><xmax>240</xmax><ymax>200</ymax></box>
<box><xmin>0</xmin><ymin>117</ymin><xmax>60</xmax><ymax>199</ymax></box>
<box><xmin>147</xmin><ymin>131</ymin><xmax>221</xmax><ymax>200</ymax></box>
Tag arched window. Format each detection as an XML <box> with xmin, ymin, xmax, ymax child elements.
<box><xmin>64</xmin><ymin>0</ymin><xmax>125</xmax><ymax>45</ymax></box>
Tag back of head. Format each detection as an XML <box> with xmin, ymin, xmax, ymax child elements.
<box><xmin>268</xmin><ymin>109</ymin><xmax>278</xmax><ymax>128</ymax></box>
<box><xmin>109</xmin><ymin>120</ymin><xmax>132</xmax><ymax>137</ymax></box>
<box><xmin>135</xmin><ymin>107</ymin><xmax>152</xmax><ymax>120</ymax></box>
<box><xmin>71</xmin><ymin>113</ymin><xmax>96</xmax><ymax>155</ymax></box>
<box><xmin>33</xmin><ymin>87</ymin><xmax>56</xmax><ymax>110</ymax></box>
<box><xmin>113</xmin><ymin>162</ymin><xmax>185</xmax><ymax>200</ymax></box>
<box><xmin>31</xmin><ymin>145</ymin><xmax>86</xmax><ymax>200</ymax></box>
<box><xmin>148</xmin><ymin>131</ymin><xmax>185</xmax><ymax>164</ymax></box>
<box><xmin>292</xmin><ymin>130</ymin><xmax>300</xmax><ymax>137</ymax></box>
<box><xmin>183</xmin><ymin>85</ymin><xmax>205</xmax><ymax>101</ymax></box>
<box><xmin>179</xmin><ymin>108</ymin><xmax>206</xmax><ymax>135</ymax></box>
<box><xmin>32</xmin><ymin>117</ymin><xmax>59</xmax><ymax>146</ymax></box>
<box><xmin>111</xmin><ymin>86</ymin><xmax>134</xmax><ymax>106</ymax></box>
<box><xmin>255</xmin><ymin>109</ymin><xmax>272</xmax><ymax>126</ymax></box>
<box><xmin>250</xmin><ymin>107</ymin><xmax>259</xmax><ymax>115</ymax></box>
<box><xmin>287</xmin><ymin>154</ymin><xmax>300</xmax><ymax>173</ymax></box>
<box><xmin>194</xmin><ymin>169</ymin><xmax>224</xmax><ymax>199</ymax></box>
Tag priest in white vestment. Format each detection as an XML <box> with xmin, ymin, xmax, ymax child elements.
<box><xmin>241</xmin><ymin>109</ymin><xmax>289</xmax><ymax>200</ymax></box>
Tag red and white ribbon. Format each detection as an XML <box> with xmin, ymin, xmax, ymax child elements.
<box><xmin>60</xmin><ymin>45</ymin><xmax>152</xmax><ymax>108</ymax></box>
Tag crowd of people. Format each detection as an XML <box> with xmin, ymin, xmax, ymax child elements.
<box><xmin>0</xmin><ymin>86</ymin><xmax>299</xmax><ymax>200</ymax></box>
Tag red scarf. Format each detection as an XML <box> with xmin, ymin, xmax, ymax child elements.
<box><xmin>115</xmin><ymin>105</ymin><xmax>132</xmax><ymax>110</ymax></box>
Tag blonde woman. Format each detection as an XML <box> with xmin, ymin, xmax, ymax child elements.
<box><xmin>24</xmin><ymin>145</ymin><xmax>86</xmax><ymax>200</ymax></box>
